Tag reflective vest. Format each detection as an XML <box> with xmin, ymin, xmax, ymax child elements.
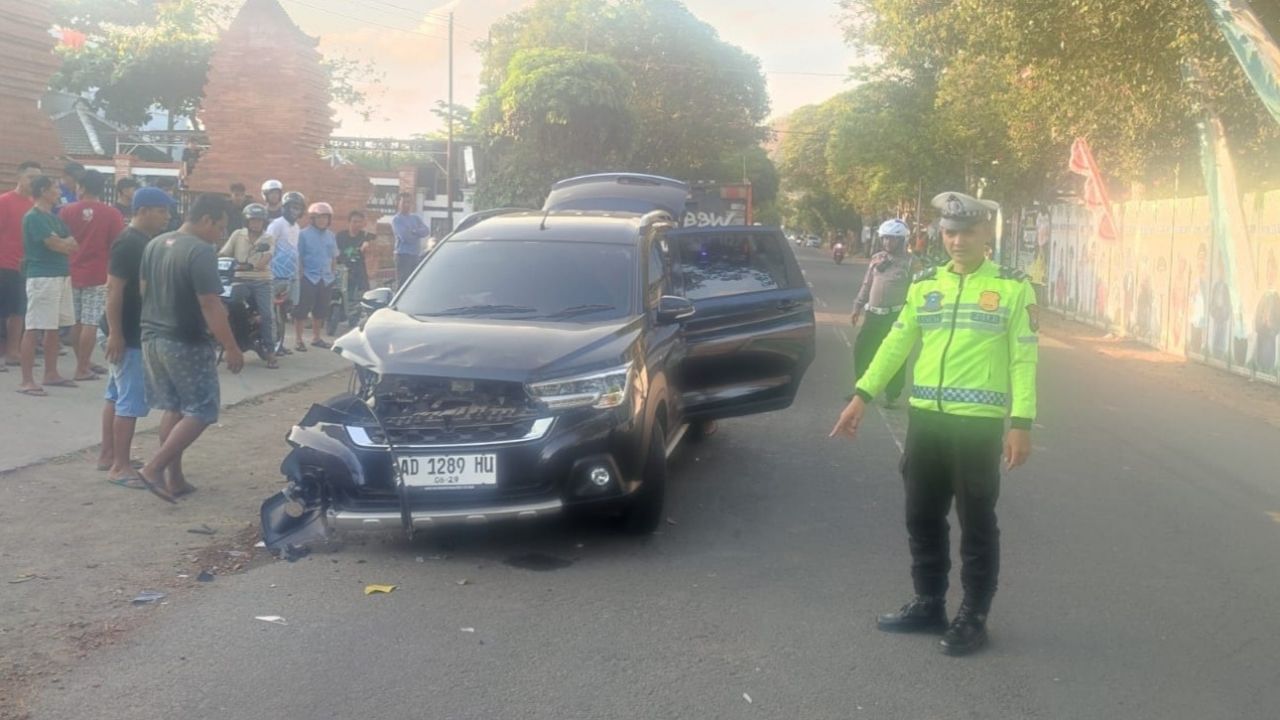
<box><xmin>855</xmin><ymin>260</ymin><xmax>1039</xmax><ymax>427</ymax></box>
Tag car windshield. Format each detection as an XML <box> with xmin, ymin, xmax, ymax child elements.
<box><xmin>394</xmin><ymin>240</ymin><xmax>636</xmax><ymax>321</ymax></box>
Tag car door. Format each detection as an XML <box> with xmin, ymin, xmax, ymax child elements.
<box><xmin>666</xmin><ymin>226</ymin><xmax>815</xmax><ymax>420</ymax></box>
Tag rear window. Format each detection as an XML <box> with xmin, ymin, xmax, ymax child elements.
<box><xmin>394</xmin><ymin>240</ymin><xmax>636</xmax><ymax>321</ymax></box>
<box><xmin>672</xmin><ymin>231</ymin><xmax>793</xmax><ymax>300</ymax></box>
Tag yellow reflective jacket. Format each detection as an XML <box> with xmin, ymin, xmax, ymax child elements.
<box><xmin>855</xmin><ymin>260</ymin><xmax>1039</xmax><ymax>427</ymax></box>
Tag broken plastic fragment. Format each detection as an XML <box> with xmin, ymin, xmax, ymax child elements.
<box><xmin>255</xmin><ymin>615</ymin><xmax>287</xmax><ymax>625</ymax></box>
<box><xmin>132</xmin><ymin>591</ymin><xmax>167</xmax><ymax>605</ymax></box>
<box><xmin>460</xmin><ymin>627</ymin><xmax>475</xmax><ymax>633</ymax></box>
<box><xmin>196</xmin><ymin>571</ymin><xmax>215</xmax><ymax>582</ymax></box>
<box><xmin>364</xmin><ymin>584</ymin><xmax>397</xmax><ymax>595</ymax></box>
<box><xmin>743</xmin><ymin>693</ymin><xmax>752</xmax><ymax>704</ymax></box>
<box><xmin>187</xmin><ymin>524</ymin><xmax>217</xmax><ymax>536</ymax></box>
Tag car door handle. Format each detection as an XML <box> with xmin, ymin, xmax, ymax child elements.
<box><xmin>778</xmin><ymin>300</ymin><xmax>802</xmax><ymax>311</ymax></box>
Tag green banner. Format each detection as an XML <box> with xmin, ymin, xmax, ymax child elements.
<box><xmin>1206</xmin><ymin>0</ymin><xmax>1280</xmax><ymax>125</ymax></box>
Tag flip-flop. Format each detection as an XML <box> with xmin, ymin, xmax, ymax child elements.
<box><xmin>90</xmin><ymin>364</ymin><xmax>109</xmax><ymax>374</ymax></box>
<box><xmin>265</xmin><ymin>360</ymin><xmax>280</xmax><ymax>369</ymax></box>
<box><xmin>294</xmin><ymin>343</ymin><xmax>308</xmax><ymax>352</ymax></box>
<box><xmin>311</xmin><ymin>339</ymin><xmax>332</xmax><ymax>349</ymax></box>
<box><xmin>44</xmin><ymin>379</ymin><xmax>79</xmax><ymax>388</ymax></box>
<box><xmin>74</xmin><ymin>375</ymin><xmax>100</xmax><ymax>382</ymax></box>
<box><xmin>16</xmin><ymin>387</ymin><xmax>48</xmax><ymax>397</ymax></box>
<box><xmin>171</xmin><ymin>485</ymin><xmax>198</xmax><ymax>498</ymax></box>
<box><xmin>107</xmin><ymin>475</ymin><xmax>147</xmax><ymax>490</ymax></box>
<box><xmin>136</xmin><ymin>471</ymin><xmax>177</xmax><ymax>504</ymax></box>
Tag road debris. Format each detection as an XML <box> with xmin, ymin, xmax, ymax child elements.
<box><xmin>666</xmin><ymin>517</ymin><xmax>678</xmax><ymax>526</ymax></box>
<box><xmin>455</xmin><ymin>579</ymin><xmax>470</xmax><ymax>586</ymax></box>
<box><xmin>187</xmin><ymin>524</ymin><xmax>217</xmax><ymax>536</ymax></box>
<box><xmin>743</xmin><ymin>693</ymin><xmax>753</xmax><ymax>704</ymax></box>
<box><xmin>131</xmin><ymin>591</ymin><xmax>167</xmax><ymax>605</ymax></box>
<box><xmin>9</xmin><ymin>573</ymin><xmax>40</xmax><ymax>584</ymax></box>
<box><xmin>364</xmin><ymin>584</ymin><xmax>397</xmax><ymax>595</ymax></box>
<box><xmin>460</xmin><ymin>627</ymin><xmax>476</xmax><ymax>633</ymax></box>
<box><xmin>196</xmin><ymin>571</ymin><xmax>215</xmax><ymax>582</ymax></box>
<box><xmin>255</xmin><ymin>615</ymin><xmax>288</xmax><ymax>625</ymax></box>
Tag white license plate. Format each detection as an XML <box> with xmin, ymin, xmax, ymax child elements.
<box><xmin>398</xmin><ymin>454</ymin><xmax>497</xmax><ymax>487</ymax></box>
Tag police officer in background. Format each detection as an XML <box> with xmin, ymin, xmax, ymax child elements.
<box><xmin>851</xmin><ymin>219</ymin><xmax>920</xmax><ymax>408</ymax></box>
<box><xmin>831</xmin><ymin>191</ymin><xmax>1039</xmax><ymax>656</ymax></box>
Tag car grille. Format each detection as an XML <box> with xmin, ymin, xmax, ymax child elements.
<box><xmin>368</xmin><ymin>375</ymin><xmax>542</xmax><ymax>446</ymax></box>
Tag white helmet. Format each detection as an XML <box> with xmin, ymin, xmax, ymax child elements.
<box><xmin>877</xmin><ymin>219</ymin><xmax>910</xmax><ymax>238</ymax></box>
<box><xmin>261</xmin><ymin>179</ymin><xmax>284</xmax><ymax>199</ymax></box>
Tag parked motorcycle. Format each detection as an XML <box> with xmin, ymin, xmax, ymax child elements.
<box><xmin>833</xmin><ymin>242</ymin><xmax>846</xmax><ymax>264</ymax></box>
<box><xmin>218</xmin><ymin>256</ymin><xmax>271</xmax><ymax>362</ymax></box>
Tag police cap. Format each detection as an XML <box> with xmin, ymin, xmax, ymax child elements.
<box><xmin>932</xmin><ymin>191</ymin><xmax>999</xmax><ymax>231</ymax></box>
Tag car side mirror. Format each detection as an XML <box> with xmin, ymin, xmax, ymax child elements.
<box><xmin>360</xmin><ymin>287</ymin><xmax>393</xmax><ymax>312</ymax></box>
<box><xmin>655</xmin><ymin>295</ymin><xmax>695</xmax><ymax>325</ymax></box>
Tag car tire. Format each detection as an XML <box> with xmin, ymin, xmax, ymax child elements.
<box><xmin>618</xmin><ymin>423</ymin><xmax>666</xmax><ymax>535</ymax></box>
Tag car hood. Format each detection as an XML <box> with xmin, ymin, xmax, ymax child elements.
<box><xmin>333</xmin><ymin>308</ymin><xmax>641</xmax><ymax>382</ymax></box>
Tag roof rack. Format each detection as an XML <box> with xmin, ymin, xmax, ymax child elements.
<box><xmin>449</xmin><ymin>207</ymin><xmax>534</xmax><ymax>236</ymax></box>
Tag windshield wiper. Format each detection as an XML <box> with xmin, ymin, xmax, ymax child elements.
<box><xmin>424</xmin><ymin>304</ymin><xmax>539</xmax><ymax>317</ymax></box>
<box><xmin>536</xmin><ymin>304</ymin><xmax>618</xmax><ymax>320</ymax></box>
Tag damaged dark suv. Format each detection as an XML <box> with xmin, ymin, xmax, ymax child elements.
<box><xmin>261</xmin><ymin>174</ymin><xmax>815</xmax><ymax>549</ymax></box>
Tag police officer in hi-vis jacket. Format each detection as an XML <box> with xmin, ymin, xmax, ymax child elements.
<box><xmin>831</xmin><ymin>191</ymin><xmax>1039</xmax><ymax>657</ymax></box>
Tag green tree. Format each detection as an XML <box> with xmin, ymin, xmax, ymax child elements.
<box><xmin>839</xmin><ymin>0</ymin><xmax>1280</xmax><ymax>195</ymax></box>
<box><xmin>475</xmin><ymin>48</ymin><xmax>635</xmax><ymax>207</ymax></box>
<box><xmin>475</xmin><ymin>0</ymin><xmax>770</xmax><ymax>201</ymax></box>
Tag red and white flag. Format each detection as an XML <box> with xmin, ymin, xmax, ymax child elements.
<box><xmin>1068</xmin><ymin>137</ymin><xmax>1118</xmax><ymax>241</ymax></box>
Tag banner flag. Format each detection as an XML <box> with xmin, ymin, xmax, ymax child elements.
<box><xmin>1206</xmin><ymin>0</ymin><xmax>1280</xmax><ymax>126</ymax></box>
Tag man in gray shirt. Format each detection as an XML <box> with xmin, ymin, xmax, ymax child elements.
<box><xmin>136</xmin><ymin>194</ymin><xmax>244</xmax><ymax>502</ymax></box>
<box><xmin>851</xmin><ymin>219</ymin><xmax>919</xmax><ymax>407</ymax></box>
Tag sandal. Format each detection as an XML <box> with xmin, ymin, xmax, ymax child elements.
<box><xmin>44</xmin><ymin>378</ymin><xmax>79</xmax><ymax>388</ymax></box>
<box><xmin>90</xmin><ymin>363</ymin><xmax>109</xmax><ymax>375</ymax></box>
<box><xmin>311</xmin><ymin>339</ymin><xmax>332</xmax><ymax>349</ymax></box>
<box><xmin>265</xmin><ymin>359</ymin><xmax>280</xmax><ymax>369</ymax></box>
<box><xmin>74</xmin><ymin>374</ymin><xmax>100</xmax><ymax>382</ymax></box>
<box><xmin>16</xmin><ymin>387</ymin><xmax>48</xmax><ymax>397</ymax></box>
<box><xmin>108</xmin><ymin>475</ymin><xmax>148</xmax><ymax>490</ymax></box>
<box><xmin>294</xmin><ymin>343</ymin><xmax>308</xmax><ymax>352</ymax></box>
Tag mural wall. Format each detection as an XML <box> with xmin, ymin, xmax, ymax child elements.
<box><xmin>1026</xmin><ymin>190</ymin><xmax>1280</xmax><ymax>384</ymax></box>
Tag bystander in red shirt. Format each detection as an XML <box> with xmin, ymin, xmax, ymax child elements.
<box><xmin>61</xmin><ymin>199</ymin><xmax>125</xmax><ymax>289</ymax></box>
<box><xmin>0</xmin><ymin>190</ymin><xmax>34</xmax><ymax>271</ymax></box>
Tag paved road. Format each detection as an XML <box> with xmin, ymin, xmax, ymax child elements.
<box><xmin>2</xmin><ymin>340</ymin><xmax>346</xmax><ymax>472</ymax></box>
<box><xmin>31</xmin><ymin>249</ymin><xmax>1280</xmax><ymax>719</ymax></box>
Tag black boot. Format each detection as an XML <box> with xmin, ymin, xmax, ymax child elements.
<box><xmin>939</xmin><ymin>604</ymin><xmax>988</xmax><ymax>656</ymax></box>
<box><xmin>877</xmin><ymin>596</ymin><xmax>947</xmax><ymax>633</ymax></box>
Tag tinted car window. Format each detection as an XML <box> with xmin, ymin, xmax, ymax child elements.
<box><xmin>673</xmin><ymin>232</ymin><xmax>792</xmax><ymax>300</ymax></box>
<box><xmin>395</xmin><ymin>240</ymin><xmax>635</xmax><ymax>321</ymax></box>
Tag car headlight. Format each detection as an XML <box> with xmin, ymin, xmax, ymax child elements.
<box><xmin>527</xmin><ymin>364</ymin><xmax>633</xmax><ymax>411</ymax></box>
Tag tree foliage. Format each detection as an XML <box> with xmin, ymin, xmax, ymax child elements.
<box><xmin>474</xmin><ymin>0</ymin><xmax>773</xmax><ymax>207</ymax></box>
<box><xmin>835</xmin><ymin>0</ymin><xmax>1280</xmax><ymax>198</ymax></box>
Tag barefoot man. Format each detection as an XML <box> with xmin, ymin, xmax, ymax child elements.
<box><xmin>136</xmin><ymin>194</ymin><xmax>243</xmax><ymax>501</ymax></box>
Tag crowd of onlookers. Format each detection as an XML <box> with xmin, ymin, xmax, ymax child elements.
<box><xmin>1</xmin><ymin>161</ymin><xmax>387</xmax><ymax>503</ymax></box>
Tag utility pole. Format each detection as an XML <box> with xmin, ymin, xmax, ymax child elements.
<box><xmin>445</xmin><ymin>11</ymin><xmax>455</xmax><ymax>234</ymax></box>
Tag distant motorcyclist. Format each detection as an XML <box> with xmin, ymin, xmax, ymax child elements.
<box><xmin>850</xmin><ymin>219</ymin><xmax>919</xmax><ymax>407</ymax></box>
<box><xmin>218</xmin><ymin>203</ymin><xmax>278</xmax><ymax>368</ymax></box>
<box><xmin>261</xmin><ymin>179</ymin><xmax>285</xmax><ymax>220</ymax></box>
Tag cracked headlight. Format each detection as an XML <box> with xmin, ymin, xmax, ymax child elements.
<box><xmin>527</xmin><ymin>364</ymin><xmax>633</xmax><ymax>411</ymax></box>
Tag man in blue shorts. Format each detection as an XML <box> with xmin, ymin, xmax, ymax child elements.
<box><xmin>97</xmin><ymin>188</ymin><xmax>175</xmax><ymax>485</ymax></box>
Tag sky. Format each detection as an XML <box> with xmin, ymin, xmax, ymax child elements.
<box><xmin>269</xmin><ymin>0</ymin><xmax>865</xmax><ymax>137</ymax></box>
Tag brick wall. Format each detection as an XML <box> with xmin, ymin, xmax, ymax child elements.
<box><xmin>0</xmin><ymin>0</ymin><xmax>63</xmax><ymax>186</ymax></box>
<box><xmin>189</xmin><ymin>0</ymin><xmax>368</xmax><ymax>219</ymax></box>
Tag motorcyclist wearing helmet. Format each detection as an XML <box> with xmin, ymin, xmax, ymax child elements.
<box><xmin>266</xmin><ymin>191</ymin><xmax>306</xmax><ymax>354</ymax></box>
<box><xmin>850</xmin><ymin>218</ymin><xmax>920</xmax><ymax>407</ymax></box>
<box><xmin>293</xmin><ymin>201</ymin><xmax>339</xmax><ymax>351</ymax></box>
<box><xmin>219</xmin><ymin>203</ymin><xmax>278</xmax><ymax>368</ymax></box>
<box><xmin>261</xmin><ymin>179</ymin><xmax>284</xmax><ymax>220</ymax></box>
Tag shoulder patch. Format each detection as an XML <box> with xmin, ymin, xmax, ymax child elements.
<box><xmin>912</xmin><ymin>266</ymin><xmax>938</xmax><ymax>283</ymax></box>
<box><xmin>998</xmin><ymin>265</ymin><xmax>1028</xmax><ymax>282</ymax></box>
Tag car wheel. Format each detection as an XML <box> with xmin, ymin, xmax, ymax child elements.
<box><xmin>618</xmin><ymin>423</ymin><xmax>666</xmax><ymax>534</ymax></box>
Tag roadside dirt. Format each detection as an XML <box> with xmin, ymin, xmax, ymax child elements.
<box><xmin>1040</xmin><ymin>312</ymin><xmax>1280</xmax><ymax>429</ymax></box>
<box><xmin>0</xmin><ymin>372</ymin><xmax>349</xmax><ymax>720</ymax></box>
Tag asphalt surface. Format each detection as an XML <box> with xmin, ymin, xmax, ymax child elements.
<box><xmin>31</xmin><ymin>248</ymin><xmax>1280</xmax><ymax>719</ymax></box>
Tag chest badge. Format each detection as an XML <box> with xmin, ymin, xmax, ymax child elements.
<box><xmin>978</xmin><ymin>290</ymin><xmax>1001</xmax><ymax>312</ymax></box>
<box><xmin>923</xmin><ymin>291</ymin><xmax>945</xmax><ymax>312</ymax></box>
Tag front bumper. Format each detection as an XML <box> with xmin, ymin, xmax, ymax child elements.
<box><xmin>260</xmin><ymin>393</ymin><xmax>646</xmax><ymax>548</ymax></box>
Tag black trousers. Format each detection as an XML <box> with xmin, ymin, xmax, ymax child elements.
<box><xmin>854</xmin><ymin>312</ymin><xmax>907</xmax><ymax>401</ymax></box>
<box><xmin>901</xmin><ymin>409</ymin><xmax>1003</xmax><ymax>612</ymax></box>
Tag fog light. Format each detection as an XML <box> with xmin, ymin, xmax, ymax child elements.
<box><xmin>589</xmin><ymin>467</ymin><xmax>612</xmax><ymax>487</ymax></box>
